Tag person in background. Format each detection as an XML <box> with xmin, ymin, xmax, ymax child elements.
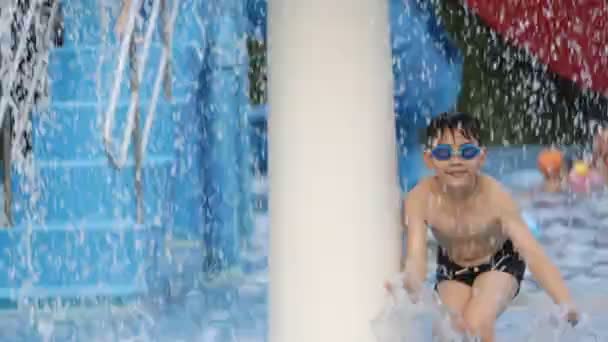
<box><xmin>537</xmin><ymin>148</ymin><xmax>569</xmax><ymax>193</ymax></box>
<box><xmin>537</xmin><ymin>125</ymin><xmax>608</xmax><ymax>194</ymax></box>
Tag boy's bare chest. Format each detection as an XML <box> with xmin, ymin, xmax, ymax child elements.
<box><xmin>429</xmin><ymin>214</ymin><xmax>501</xmax><ymax>240</ymax></box>
<box><xmin>425</xmin><ymin>198</ymin><xmax>502</xmax><ymax>240</ymax></box>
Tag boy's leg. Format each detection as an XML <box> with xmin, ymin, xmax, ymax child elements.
<box><xmin>463</xmin><ymin>271</ymin><xmax>518</xmax><ymax>342</ymax></box>
<box><xmin>436</xmin><ymin>280</ymin><xmax>473</xmax><ymax>333</ymax></box>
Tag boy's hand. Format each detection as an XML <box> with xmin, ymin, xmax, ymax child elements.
<box><xmin>384</xmin><ymin>275</ymin><xmax>422</xmax><ymax>303</ymax></box>
<box><xmin>565</xmin><ymin>308</ymin><xmax>579</xmax><ymax>327</ymax></box>
<box><xmin>383</xmin><ymin>280</ymin><xmax>393</xmax><ymax>292</ymax></box>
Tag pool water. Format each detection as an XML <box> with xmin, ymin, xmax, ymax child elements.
<box><xmin>2</xmin><ymin>147</ymin><xmax>608</xmax><ymax>341</ymax></box>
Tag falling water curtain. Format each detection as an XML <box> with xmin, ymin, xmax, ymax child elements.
<box><xmin>436</xmin><ymin>0</ymin><xmax>608</xmax><ymax>145</ymax></box>
<box><xmin>463</xmin><ymin>0</ymin><xmax>608</xmax><ymax>97</ymax></box>
<box><xmin>464</xmin><ymin>0</ymin><xmax>608</xmax><ymax>141</ymax></box>
<box><xmin>0</xmin><ymin>0</ymin><xmax>63</xmax><ymax>225</ymax></box>
<box><xmin>390</xmin><ymin>0</ymin><xmax>464</xmax><ymax>191</ymax></box>
<box><xmin>199</xmin><ymin>0</ymin><xmax>252</xmax><ymax>279</ymax></box>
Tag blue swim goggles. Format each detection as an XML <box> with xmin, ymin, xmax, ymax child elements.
<box><xmin>430</xmin><ymin>143</ymin><xmax>481</xmax><ymax>161</ymax></box>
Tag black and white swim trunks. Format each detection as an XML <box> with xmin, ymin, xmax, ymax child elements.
<box><xmin>435</xmin><ymin>240</ymin><xmax>526</xmax><ymax>297</ymax></box>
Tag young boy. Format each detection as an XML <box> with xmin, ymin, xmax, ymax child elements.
<box><xmin>397</xmin><ymin>112</ymin><xmax>578</xmax><ymax>341</ymax></box>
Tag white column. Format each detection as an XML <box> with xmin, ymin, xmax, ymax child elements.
<box><xmin>267</xmin><ymin>1</ymin><xmax>401</xmax><ymax>341</ymax></box>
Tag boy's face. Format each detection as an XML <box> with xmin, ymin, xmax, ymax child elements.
<box><xmin>424</xmin><ymin>128</ymin><xmax>486</xmax><ymax>190</ymax></box>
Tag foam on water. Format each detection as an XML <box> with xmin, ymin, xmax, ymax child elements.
<box><xmin>372</xmin><ymin>273</ymin><xmax>604</xmax><ymax>342</ymax></box>
<box><xmin>372</xmin><ymin>274</ymin><xmax>471</xmax><ymax>342</ymax></box>
<box><xmin>518</xmin><ymin>188</ymin><xmax>608</xmax><ymax>287</ymax></box>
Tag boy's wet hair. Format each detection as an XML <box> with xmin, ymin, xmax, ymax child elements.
<box><xmin>426</xmin><ymin>112</ymin><xmax>482</xmax><ymax>147</ymax></box>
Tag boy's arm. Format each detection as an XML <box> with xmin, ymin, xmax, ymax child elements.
<box><xmin>401</xmin><ymin>189</ymin><xmax>428</xmax><ymax>293</ymax></box>
<box><xmin>499</xmin><ymin>191</ymin><xmax>574</xmax><ymax>306</ymax></box>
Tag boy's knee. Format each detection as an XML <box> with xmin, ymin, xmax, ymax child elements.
<box><xmin>433</xmin><ymin>313</ymin><xmax>468</xmax><ymax>340</ymax></box>
<box><xmin>463</xmin><ymin>311</ymin><xmax>494</xmax><ymax>338</ymax></box>
<box><xmin>450</xmin><ymin>313</ymin><xmax>468</xmax><ymax>333</ymax></box>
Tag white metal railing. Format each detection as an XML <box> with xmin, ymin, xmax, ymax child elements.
<box><xmin>101</xmin><ymin>0</ymin><xmax>178</xmax><ymax>222</ymax></box>
<box><xmin>102</xmin><ymin>0</ymin><xmax>178</xmax><ymax>169</ymax></box>
<box><xmin>140</xmin><ymin>0</ymin><xmax>179</xmax><ymax>163</ymax></box>
<box><xmin>101</xmin><ymin>0</ymin><xmax>140</xmax><ymax>167</ymax></box>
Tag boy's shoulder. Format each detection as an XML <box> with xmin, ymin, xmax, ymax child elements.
<box><xmin>407</xmin><ymin>174</ymin><xmax>513</xmax><ymax>199</ymax></box>
<box><xmin>479</xmin><ymin>174</ymin><xmax>519</xmax><ymax>208</ymax></box>
<box><xmin>407</xmin><ymin>177</ymin><xmax>434</xmax><ymax>197</ymax></box>
<box><xmin>408</xmin><ymin>176</ymin><xmax>493</xmax><ymax>193</ymax></box>
<box><xmin>403</xmin><ymin>178</ymin><xmax>433</xmax><ymax>210</ymax></box>
<box><xmin>479</xmin><ymin>174</ymin><xmax>504</xmax><ymax>191</ymax></box>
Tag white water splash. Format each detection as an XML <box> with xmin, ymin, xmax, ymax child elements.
<box><xmin>372</xmin><ymin>273</ymin><xmax>603</xmax><ymax>342</ymax></box>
